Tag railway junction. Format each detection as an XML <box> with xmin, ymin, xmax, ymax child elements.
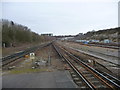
<box><xmin>2</xmin><ymin>41</ymin><xmax>120</xmax><ymax>89</ymax></box>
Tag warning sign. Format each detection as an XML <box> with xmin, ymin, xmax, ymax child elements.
<box><xmin>30</xmin><ymin>53</ymin><xmax>35</xmax><ymax>60</ymax></box>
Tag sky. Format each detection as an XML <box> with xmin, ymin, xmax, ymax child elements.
<box><xmin>2</xmin><ymin>0</ymin><xmax>119</xmax><ymax>35</ymax></box>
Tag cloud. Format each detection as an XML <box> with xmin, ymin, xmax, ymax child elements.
<box><xmin>2</xmin><ymin>2</ymin><xmax>118</xmax><ymax>35</ymax></box>
<box><xmin>1</xmin><ymin>0</ymin><xmax>120</xmax><ymax>3</ymax></box>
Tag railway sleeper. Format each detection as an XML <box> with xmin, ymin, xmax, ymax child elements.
<box><xmin>73</xmin><ymin>77</ymin><xmax>80</xmax><ymax>81</ymax></box>
<box><xmin>72</xmin><ymin>74</ymin><xmax>77</xmax><ymax>77</ymax></box>
<box><xmin>84</xmin><ymin>73</ymin><xmax>93</xmax><ymax>77</ymax></box>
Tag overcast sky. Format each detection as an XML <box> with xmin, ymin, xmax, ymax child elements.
<box><xmin>2</xmin><ymin>0</ymin><xmax>119</xmax><ymax>35</ymax></box>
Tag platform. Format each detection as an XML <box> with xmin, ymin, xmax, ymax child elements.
<box><xmin>2</xmin><ymin>71</ymin><xmax>77</xmax><ymax>88</ymax></box>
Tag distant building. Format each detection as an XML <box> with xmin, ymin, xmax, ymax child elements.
<box><xmin>76</xmin><ymin>40</ymin><xmax>90</xmax><ymax>44</ymax></box>
<box><xmin>61</xmin><ymin>37</ymin><xmax>74</xmax><ymax>40</ymax></box>
<box><xmin>90</xmin><ymin>40</ymin><xmax>100</xmax><ymax>43</ymax></box>
<box><xmin>78</xmin><ymin>33</ymin><xmax>83</xmax><ymax>36</ymax></box>
<box><xmin>41</xmin><ymin>33</ymin><xmax>53</xmax><ymax>36</ymax></box>
<box><xmin>76</xmin><ymin>40</ymin><xmax>86</xmax><ymax>42</ymax></box>
<box><xmin>103</xmin><ymin>39</ymin><xmax>111</xmax><ymax>43</ymax></box>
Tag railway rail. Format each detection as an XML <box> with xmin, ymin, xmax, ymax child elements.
<box><xmin>85</xmin><ymin>43</ymin><xmax>119</xmax><ymax>49</ymax></box>
<box><xmin>52</xmin><ymin>42</ymin><xmax>120</xmax><ymax>89</ymax></box>
<box><xmin>96</xmin><ymin>70</ymin><xmax>120</xmax><ymax>85</ymax></box>
<box><xmin>73</xmin><ymin>41</ymin><xmax>119</xmax><ymax>49</ymax></box>
<box><xmin>2</xmin><ymin>42</ymin><xmax>52</xmax><ymax>66</ymax></box>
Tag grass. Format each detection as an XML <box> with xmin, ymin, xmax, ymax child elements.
<box><xmin>9</xmin><ymin>68</ymin><xmax>48</xmax><ymax>74</ymax></box>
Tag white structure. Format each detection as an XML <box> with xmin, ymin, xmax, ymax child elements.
<box><xmin>30</xmin><ymin>53</ymin><xmax>35</xmax><ymax>60</ymax></box>
<box><xmin>61</xmin><ymin>37</ymin><xmax>74</xmax><ymax>40</ymax></box>
<box><xmin>104</xmin><ymin>39</ymin><xmax>111</xmax><ymax>43</ymax></box>
<box><xmin>91</xmin><ymin>40</ymin><xmax>100</xmax><ymax>43</ymax></box>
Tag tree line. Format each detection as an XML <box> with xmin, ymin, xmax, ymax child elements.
<box><xmin>74</xmin><ymin>27</ymin><xmax>119</xmax><ymax>42</ymax></box>
<box><xmin>86</xmin><ymin>27</ymin><xmax>120</xmax><ymax>35</ymax></box>
<box><xmin>2</xmin><ymin>19</ymin><xmax>52</xmax><ymax>47</ymax></box>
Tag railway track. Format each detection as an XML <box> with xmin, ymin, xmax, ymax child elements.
<box><xmin>52</xmin><ymin>42</ymin><xmax>120</xmax><ymax>89</ymax></box>
<box><xmin>72</xmin><ymin>41</ymin><xmax>119</xmax><ymax>49</ymax></box>
<box><xmin>78</xmin><ymin>43</ymin><xmax>119</xmax><ymax>49</ymax></box>
<box><xmin>87</xmin><ymin>44</ymin><xmax>119</xmax><ymax>49</ymax></box>
<box><xmin>2</xmin><ymin>42</ymin><xmax>52</xmax><ymax>67</ymax></box>
<box><xmin>96</xmin><ymin>70</ymin><xmax>120</xmax><ymax>85</ymax></box>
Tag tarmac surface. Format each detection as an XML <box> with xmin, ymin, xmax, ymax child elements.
<box><xmin>2</xmin><ymin>70</ymin><xmax>77</xmax><ymax>88</ymax></box>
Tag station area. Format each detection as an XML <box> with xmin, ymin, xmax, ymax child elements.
<box><xmin>2</xmin><ymin>41</ymin><xmax>120</xmax><ymax>89</ymax></box>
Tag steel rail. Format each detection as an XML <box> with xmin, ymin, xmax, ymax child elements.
<box><xmin>87</xmin><ymin>44</ymin><xmax>119</xmax><ymax>49</ymax></box>
<box><xmin>75</xmin><ymin>42</ymin><xmax>119</xmax><ymax>49</ymax></box>
<box><xmin>59</xmin><ymin>44</ymin><xmax>120</xmax><ymax>89</ymax></box>
<box><xmin>52</xmin><ymin>43</ymin><xmax>95</xmax><ymax>90</ymax></box>
<box><xmin>2</xmin><ymin>42</ymin><xmax>52</xmax><ymax>66</ymax></box>
<box><xmin>57</xmin><ymin>44</ymin><xmax>114</xmax><ymax>89</ymax></box>
<box><xmin>97</xmin><ymin>70</ymin><xmax>120</xmax><ymax>84</ymax></box>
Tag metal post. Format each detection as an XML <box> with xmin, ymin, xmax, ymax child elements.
<box><xmin>48</xmin><ymin>55</ymin><xmax>51</xmax><ymax>65</ymax></box>
<box><xmin>48</xmin><ymin>48</ymin><xmax>51</xmax><ymax>65</ymax></box>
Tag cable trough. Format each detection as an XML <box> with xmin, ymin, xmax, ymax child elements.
<box><xmin>52</xmin><ymin>42</ymin><xmax>120</xmax><ymax>89</ymax></box>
